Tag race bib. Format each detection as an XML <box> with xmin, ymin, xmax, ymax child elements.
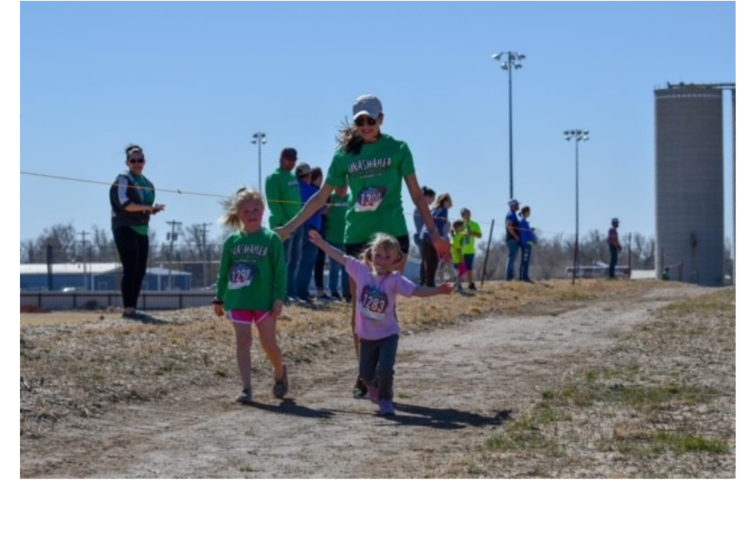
<box><xmin>355</xmin><ymin>187</ymin><xmax>386</xmax><ymax>212</ymax></box>
<box><xmin>228</xmin><ymin>263</ymin><xmax>255</xmax><ymax>290</ymax></box>
<box><xmin>359</xmin><ymin>285</ymin><xmax>389</xmax><ymax>320</ymax></box>
<box><xmin>464</xmin><ymin>234</ymin><xmax>472</xmax><ymax>246</ymax></box>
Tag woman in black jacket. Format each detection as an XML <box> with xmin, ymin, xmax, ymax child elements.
<box><xmin>109</xmin><ymin>144</ymin><xmax>165</xmax><ymax>319</ymax></box>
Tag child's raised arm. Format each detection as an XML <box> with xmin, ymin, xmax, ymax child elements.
<box><xmin>412</xmin><ymin>282</ymin><xmax>454</xmax><ymax>298</ymax></box>
<box><xmin>308</xmin><ymin>229</ymin><xmax>347</xmax><ymax>266</ymax></box>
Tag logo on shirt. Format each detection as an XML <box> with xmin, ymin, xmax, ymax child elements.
<box><xmin>232</xmin><ymin>243</ymin><xmax>269</xmax><ymax>257</ymax></box>
<box><xmin>359</xmin><ymin>285</ymin><xmax>389</xmax><ymax>320</ymax></box>
<box><xmin>348</xmin><ymin>157</ymin><xmax>393</xmax><ymax>175</ymax></box>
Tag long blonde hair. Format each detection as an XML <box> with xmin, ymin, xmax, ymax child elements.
<box><xmin>220</xmin><ymin>187</ymin><xmax>264</xmax><ymax>229</ymax></box>
<box><xmin>361</xmin><ymin>233</ymin><xmax>404</xmax><ymax>272</ymax></box>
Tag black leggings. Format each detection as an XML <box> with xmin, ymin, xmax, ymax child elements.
<box><xmin>421</xmin><ymin>237</ymin><xmax>440</xmax><ymax>287</ymax></box>
<box><xmin>113</xmin><ymin>226</ymin><xmax>149</xmax><ymax>309</ymax></box>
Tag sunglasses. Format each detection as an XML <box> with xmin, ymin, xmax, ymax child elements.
<box><xmin>128</xmin><ymin>158</ymin><xmax>145</xmax><ymax>164</ymax></box>
<box><xmin>355</xmin><ymin>116</ymin><xmax>378</xmax><ymax>127</ymax></box>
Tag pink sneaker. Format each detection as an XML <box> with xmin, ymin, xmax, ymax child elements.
<box><xmin>368</xmin><ymin>386</ymin><xmax>380</xmax><ymax>404</ymax></box>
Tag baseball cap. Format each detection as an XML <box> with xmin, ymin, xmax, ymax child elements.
<box><xmin>352</xmin><ymin>94</ymin><xmax>383</xmax><ymax>120</ymax></box>
<box><xmin>281</xmin><ymin>147</ymin><xmax>298</xmax><ymax>161</ymax></box>
<box><xmin>612</xmin><ymin>217</ymin><xmax>620</xmax><ymax>225</ymax></box>
<box><xmin>295</xmin><ymin>162</ymin><xmax>311</xmax><ymax>176</ymax></box>
<box><xmin>508</xmin><ymin>199</ymin><xmax>519</xmax><ymax>206</ymax></box>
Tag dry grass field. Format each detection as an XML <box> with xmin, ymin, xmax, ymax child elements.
<box><xmin>20</xmin><ymin>279</ymin><xmax>735</xmax><ymax>478</ymax></box>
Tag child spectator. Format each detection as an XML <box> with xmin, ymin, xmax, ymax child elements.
<box><xmin>451</xmin><ymin>219</ymin><xmax>468</xmax><ymax>290</ymax></box>
<box><xmin>519</xmin><ymin>205</ymin><xmax>537</xmax><ymax>283</ymax></box>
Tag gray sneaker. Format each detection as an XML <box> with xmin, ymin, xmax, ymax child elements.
<box><xmin>236</xmin><ymin>388</ymin><xmax>253</xmax><ymax>404</ymax></box>
<box><xmin>273</xmin><ymin>365</ymin><xmax>289</xmax><ymax>399</ymax></box>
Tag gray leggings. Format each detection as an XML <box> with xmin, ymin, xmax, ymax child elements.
<box><xmin>359</xmin><ymin>334</ymin><xmax>399</xmax><ymax>401</ymax></box>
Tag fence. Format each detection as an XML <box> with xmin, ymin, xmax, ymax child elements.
<box><xmin>20</xmin><ymin>291</ymin><xmax>216</xmax><ymax>312</ymax></box>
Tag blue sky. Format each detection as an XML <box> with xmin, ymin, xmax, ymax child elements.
<box><xmin>16</xmin><ymin>1</ymin><xmax>736</xmax><ymax>250</ymax></box>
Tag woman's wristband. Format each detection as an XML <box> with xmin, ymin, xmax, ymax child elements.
<box><xmin>211</xmin><ymin>298</ymin><xmax>223</xmax><ymax>305</ymax></box>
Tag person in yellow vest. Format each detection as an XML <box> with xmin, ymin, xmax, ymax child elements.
<box><xmin>460</xmin><ymin>208</ymin><xmax>482</xmax><ymax>290</ymax></box>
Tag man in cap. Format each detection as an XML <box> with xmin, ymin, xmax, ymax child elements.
<box><xmin>505</xmin><ymin>199</ymin><xmax>522</xmax><ymax>280</ymax></box>
<box><xmin>265</xmin><ymin>147</ymin><xmax>303</xmax><ymax>301</ymax></box>
<box><xmin>607</xmin><ymin>217</ymin><xmax>622</xmax><ymax>279</ymax></box>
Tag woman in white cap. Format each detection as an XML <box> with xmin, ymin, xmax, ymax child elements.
<box><xmin>277</xmin><ymin>93</ymin><xmax>450</xmax><ymax>397</ymax></box>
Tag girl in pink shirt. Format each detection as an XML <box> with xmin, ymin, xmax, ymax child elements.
<box><xmin>309</xmin><ymin>230</ymin><xmax>452</xmax><ymax>415</ymax></box>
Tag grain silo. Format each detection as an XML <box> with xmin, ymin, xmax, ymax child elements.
<box><xmin>732</xmin><ymin>88</ymin><xmax>737</xmax><ymax>285</ymax></box>
<box><xmin>655</xmin><ymin>84</ymin><xmax>725</xmax><ymax>286</ymax></box>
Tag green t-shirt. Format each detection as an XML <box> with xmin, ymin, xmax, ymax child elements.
<box><xmin>131</xmin><ymin>173</ymin><xmax>155</xmax><ymax>236</ymax></box>
<box><xmin>265</xmin><ymin>168</ymin><xmax>301</xmax><ymax>228</ymax></box>
<box><xmin>216</xmin><ymin>228</ymin><xmax>287</xmax><ymax>311</ymax></box>
<box><xmin>324</xmin><ymin>193</ymin><xmax>348</xmax><ymax>244</ymax></box>
<box><xmin>462</xmin><ymin>220</ymin><xmax>482</xmax><ymax>255</ymax></box>
<box><xmin>325</xmin><ymin>134</ymin><xmax>416</xmax><ymax>245</ymax></box>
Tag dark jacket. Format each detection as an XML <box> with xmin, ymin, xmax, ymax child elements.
<box><xmin>110</xmin><ymin>171</ymin><xmax>155</xmax><ymax>230</ymax></box>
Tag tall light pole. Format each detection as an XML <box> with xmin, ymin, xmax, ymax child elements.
<box><xmin>564</xmin><ymin>129</ymin><xmax>590</xmax><ymax>284</ymax></box>
<box><xmin>252</xmin><ymin>132</ymin><xmax>267</xmax><ymax>188</ymax></box>
<box><xmin>492</xmin><ymin>51</ymin><xmax>525</xmax><ymax>201</ymax></box>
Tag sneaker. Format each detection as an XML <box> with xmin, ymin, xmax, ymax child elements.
<box><xmin>317</xmin><ymin>293</ymin><xmax>333</xmax><ymax>301</ymax></box>
<box><xmin>122</xmin><ymin>310</ymin><xmax>148</xmax><ymax>320</ymax></box>
<box><xmin>330</xmin><ymin>292</ymin><xmax>343</xmax><ymax>300</ymax></box>
<box><xmin>236</xmin><ymin>388</ymin><xmax>253</xmax><ymax>404</ymax></box>
<box><xmin>468</xmin><ymin>283</ymin><xmax>477</xmax><ymax>291</ymax></box>
<box><xmin>368</xmin><ymin>386</ymin><xmax>380</xmax><ymax>404</ymax></box>
<box><xmin>352</xmin><ymin>377</ymin><xmax>368</xmax><ymax>398</ymax></box>
<box><xmin>378</xmin><ymin>398</ymin><xmax>395</xmax><ymax>416</ymax></box>
<box><xmin>273</xmin><ymin>365</ymin><xmax>289</xmax><ymax>399</ymax></box>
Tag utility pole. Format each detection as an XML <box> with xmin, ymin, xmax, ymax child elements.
<box><xmin>492</xmin><ymin>51</ymin><xmax>526</xmax><ymax>200</ymax></box>
<box><xmin>200</xmin><ymin>222</ymin><xmax>212</xmax><ymax>287</ymax></box>
<box><xmin>252</xmin><ymin>132</ymin><xmax>267</xmax><ymax>189</ymax></box>
<box><xmin>166</xmin><ymin>220</ymin><xmax>182</xmax><ymax>290</ymax></box>
<box><xmin>78</xmin><ymin>230</ymin><xmax>89</xmax><ymax>290</ymax></box>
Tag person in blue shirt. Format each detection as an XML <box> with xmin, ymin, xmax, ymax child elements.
<box><xmin>505</xmin><ymin>199</ymin><xmax>522</xmax><ymax>281</ymax></box>
<box><xmin>519</xmin><ymin>205</ymin><xmax>537</xmax><ymax>283</ymax></box>
<box><xmin>420</xmin><ymin>193</ymin><xmax>453</xmax><ymax>287</ymax></box>
<box><xmin>293</xmin><ymin>163</ymin><xmax>326</xmax><ymax>302</ymax></box>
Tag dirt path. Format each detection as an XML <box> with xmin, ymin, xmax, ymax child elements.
<box><xmin>20</xmin><ymin>285</ymin><xmax>714</xmax><ymax>478</ymax></box>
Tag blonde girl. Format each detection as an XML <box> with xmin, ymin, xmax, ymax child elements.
<box><xmin>213</xmin><ymin>188</ymin><xmax>288</xmax><ymax>404</ymax></box>
<box><xmin>309</xmin><ymin>230</ymin><xmax>452</xmax><ymax>416</ymax></box>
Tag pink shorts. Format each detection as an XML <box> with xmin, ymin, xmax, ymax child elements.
<box><xmin>455</xmin><ymin>261</ymin><xmax>468</xmax><ymax>277</ymax></box>
<box><xmin>226</xmin><ymin>309</ymin><xmax>271</xmax><ymax>325</ymax></box>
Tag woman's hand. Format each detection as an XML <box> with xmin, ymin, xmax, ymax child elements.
<box><xmin>213</xmin><ymin>303</ymin><xmax>224</xmax><ymax>317</ymax></box>
<box><xmin>272</xmin><ymin>299</ymin><xmax>283</xmax><ymax>318</ymax></box>
<box><xmin>432</xmin><ymin>235</ymin><xmax>451</xmax><ymax>262</ymax></box>
<box><xmin>151</xmin><ymin>203</ymin><xmax>165</xmax><ymax>215</ymax></box>
<box><xmin>274</xmin><ymin>225</ymin><xmax>291</xmax><ymax>241</ymax></box>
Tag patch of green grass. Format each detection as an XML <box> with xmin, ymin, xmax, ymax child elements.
<box><xmin>653</xmin><ymin>432</ymin><xmax>730</xmax><ymax>454</ymax></box>
<box><xmin>613</xmin><ymin>383</ymin><xmax>716</xmax><ymax>409</ymax></box>
<box><xmin>484</xmin><ymin>416</ymin><xmax>556</xmax><ymax>452</ymax></box>
<box><xmin>560</xmin><ymin>291</ymin><xmax>597</xmax><ymax>302</ymax></box>
<box><xmin>535</xmin><ymin>407</ymin><xmax>568</xmax><ymax>423</ymax></box>
<box><xmin>663</xmin><ymin>292</ymin><xmax>735</xmax><ymax>315</ymax></box>
<box><xmin>541</xmin><ymin>390</ymin><xmax>555</xmax><ymax>400</ymax></box>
